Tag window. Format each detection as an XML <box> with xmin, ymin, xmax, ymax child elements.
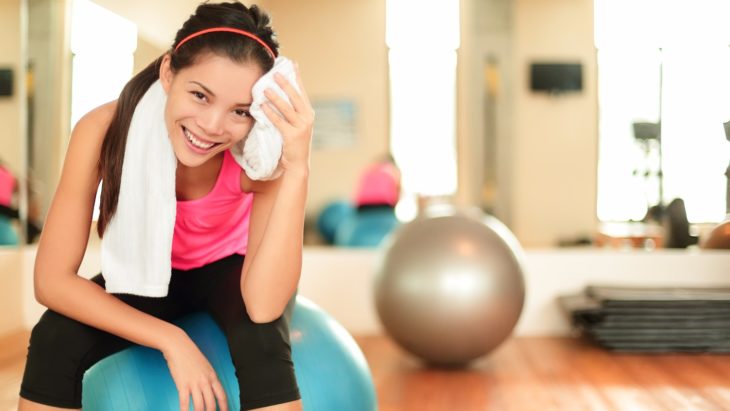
<box><xmin>595</xmin><ymin>0</ymin><xmax>730</xmax><ymax>223</ymax></box>
<box><xmin>386</xmin><ymin>0</ymin><xmax>459</xmax><ymax>220</ymax></box>
<box><xmin>70</xmin><ymin>0</ymin><xmax>136</xmax><ymax>220</ymax></box>
<box><xmin>70</xmin><ymin>0</ymin><xmax>136</xmax><ymax>128</ymax></box>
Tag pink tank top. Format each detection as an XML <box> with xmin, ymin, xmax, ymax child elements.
<box><xmin>171</xmin><ymin>150</ymin><xmax>253</xmax><ymax>270</ymax></box>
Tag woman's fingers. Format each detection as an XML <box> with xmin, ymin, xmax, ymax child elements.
<box><xmin>261</xmin><ymin>101</ymin><xmax>288</xmax><ymax>130</ymax></box>
<box><xmin>179</xmin><ymin>390</ymin><xmax>190</xmax><ymax>411</ymax></box>
<box><xmin>273</xmin><ymin>70</ymin><xmax>313</xmax><ymax>119</ymax></box>
<box><xmin>191</xmin><ymin>388</ymin><xmax>204</xmax><ymax>411</ymax></box>
<box><xmin>263</xmin><ymin>65</ymin><xmax>315</xmax><ymax>127</ymax></box>
<box><xmin>201</xmin><ymin>382</ymin><xmax>217</xmax><ymax>411</ymax></box>
<box><xmin>263</xmin><ymin>88</ymin><xmax>301</xmax><ymax>127</ymax></box>
<box><xmin>294</xmin><ymin>63</ymin><xmax>311</xmax><ymax>104</ymax></box>
<box><xmin>177</xmin><ymin>382</ymin><xmax>225</xmax><ymax>411</ymax></box>
<box><xmin>212</xmin><ymin>379</ymin><xmax>229</xmax><ymax>411</ymax></box>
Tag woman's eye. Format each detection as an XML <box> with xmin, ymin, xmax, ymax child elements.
<box><xmin>233</xmin><ymin>109</ymin><xmax>251</xmax><ymax>118</ymax></box>
<box><xmin>191</xmin><ymin>91</ymin><xmax>206</xmax><ymax>101</ymax></box>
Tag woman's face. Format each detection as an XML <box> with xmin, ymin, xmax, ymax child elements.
<box><xmin>159</xmin><ymin>52</ymin><xmax>264</xmax><ymax>168</ymax></box>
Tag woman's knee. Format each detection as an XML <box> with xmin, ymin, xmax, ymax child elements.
<box><xmin>21</xmin><ymin>310</ymin><xmax>122</xmax><ymax>408</ymax></box>
<box><xmin>223</xmin><ymin>315</ymin><xmax>300</xmax><ymax>408</ymax></box>
<box><xmin>228</xmin><ymin>314</ymin><xmax>292</xmax><ymax>360</ymax></box>
<box><xmin>27</xmin><ymin>309</ymin><xmax>127</xmax><ymax>369</ymax></box>
<box><xmin>28</xmin><ymin>310</ymin><xmax>88</xmax><ymax>359</ymax></box>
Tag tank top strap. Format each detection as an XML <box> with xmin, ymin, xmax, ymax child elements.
<box><xmin>221</xmin><ymin>150</ymin><xmax>244</xmax><ymax>195</ymax></box>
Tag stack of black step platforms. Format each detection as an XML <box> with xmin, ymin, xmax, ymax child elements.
<box><xmin>559</xmin><ymin>286</ymin><xmax>730</xmax><ymax>352</ymax></box>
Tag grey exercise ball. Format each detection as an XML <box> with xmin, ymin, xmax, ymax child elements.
<box><xmin>374</xmin><ymin>207</ymin><xmax>526</xmax><ymax>367</ymax></box>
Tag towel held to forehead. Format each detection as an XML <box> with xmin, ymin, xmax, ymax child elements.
<box><xmin>101</xmin><ymin>57</ymin><xmax>299</xmax><ymax>297</ymax></box>
<box><xmin>233</xmin><ymin>57</ymin><xmax>299</xmax><ymax>180</ymax></box>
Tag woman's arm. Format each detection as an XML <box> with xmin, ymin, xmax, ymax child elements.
<box><xmin>240</xmin><ymin>68</ymin><xmax>314</xmax><ymax>323</ymax></box>
<box><xmin>35</xmin><ymin>102</ymin><xmax>229</xmax><ymax>410</ymax></box>
<box><xmin>34</xmin><ymin>102</ymin><xmax>184</xmax><ymax>351</ymax></box>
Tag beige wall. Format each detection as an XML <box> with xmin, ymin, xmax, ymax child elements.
<box><xmin>0</xmin><ymin>0</ymin><xmax>24</xmax><ymax>336</ymax></box>
<box><xmin>0</xmin><ymin>248</ymin><xmax>23</xmax><ymax>335</ymax></box>
<box><xmin>133</xmin><ymin>35</ymin><xmax>165</xmax><ymax>75</ymax></box>
<box><xmin>264</xmin><ymin>0</ymin><xmax>599</xmax><ymax>247</ymax></box>
<box><xmin>6</xmin><ymin>0</ymin><xmax>602</xmax><ymax>250</ymax></box>
<box><xmin>16</xmin><ymin>244</ymin><xmax>730</xmax><ymax>335</ymax></box>
<box><xmin>260</xmin><ymin>0</ymin><xmax>389</xmax><ymax>215</ymax></box>
<box><xmin>0</xmin><ymin>0</ymin><xmax>25</xmax><ymax>336</ymax></box>
<box><xmin>510</xmin><ymin>0</ymin><xmax>598</xmax><ymax>247</ymax></box>
<box><xmin>458</xmin><ymin>0</ymin><xmax>597</xmax><ymax>247</ymax></box>
<box><xmin>0</xmin><ymin>0</ymin><xmax>23</xmax><ymax>180</ymax></box>
<box><xmin>457</xmin><ymin>0</ymin><xmax>516</xmax><ymax>224</ymax></box>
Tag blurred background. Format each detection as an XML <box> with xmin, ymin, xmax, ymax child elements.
<box><xmin>1</xmin><ymin>3</ymin><xmax>730</xmax><ymax>408</ymax></box>
<box><xmin>1</xmin><ymin>0</ymin><xmax>729</xmax><ymax>250</ymax></box>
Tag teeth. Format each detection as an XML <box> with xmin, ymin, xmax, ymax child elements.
<box><xmin>184</xmin><ymin>128</ymin><xmax>215</xmax><ymax>150</ymax></box>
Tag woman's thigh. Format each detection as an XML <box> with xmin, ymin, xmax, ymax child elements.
<box><xmin>202</xmin><ymin>255</ymin><xmax>300</xmax><ymax>410</ymax></box>
<box><xmin>20</xmin><ymin>273</ymin><xmax>193</xmax><ymax>408</ymax></box>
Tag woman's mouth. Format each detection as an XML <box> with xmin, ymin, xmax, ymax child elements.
<box><xmin>182</xmin><ymin>126</ymin><xmax>221</xmax><ymax>153</ymax></box>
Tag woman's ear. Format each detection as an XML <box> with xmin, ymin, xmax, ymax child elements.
<box><xmin>159</xmin><ymin>54</ymin><xmax>174</xmax><ymax>93</ymax></box>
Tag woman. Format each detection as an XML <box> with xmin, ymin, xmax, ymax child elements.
<box><xmin>19</xmin><ymin>2</ymin><xmax>312</xmax><ymax>410</ymax></box>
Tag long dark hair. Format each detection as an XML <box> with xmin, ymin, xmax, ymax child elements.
<box><xmin>97</xmin><ymin>2</ymin><xmax>279</xmax><ymax>237</ymax></box>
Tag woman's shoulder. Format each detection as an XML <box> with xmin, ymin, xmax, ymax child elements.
<box><xmin>68</xmin><ymin>100</ymin><xmax>118</xmax><ymax>151</ymax></box>
<box><xmin>75</xmin><ymin>100</ymin><xmax>118</xmax><ymax>131</ymax></box>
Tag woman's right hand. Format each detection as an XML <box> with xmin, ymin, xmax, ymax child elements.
<box><xmin>162</xmin><ymin>329</ymin><xmax>229</xmax><ymax>411</ymax></box>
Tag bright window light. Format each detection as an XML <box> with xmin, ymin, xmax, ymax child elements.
<box><xmin>386</xmin><ymin>0</ymin><xmax>460</xmax><ymax>50</ymax></box>
<box><xmin>71</xmin><ymin>0</ymin><xmax>137</xmax><ymax>221</ymax></box>
<box><xmin>596</xmin><ymin>48</ymin><xmax>662</xmax><ymax>221</ymax></box>
<box><xmin>386</xmin><ymin>0</ymin><xmax>460</xmax><ymax>217</ymax></box>
<box><xmin>595</xmin><ymin>0</ymin><xmax>730</xmax><ymax>223</ymax></box>
<box><xmin>70</xmin><ymin>0</ymin><xmax>136</xmax><ymax>128</ymax></box>
<box><xmin>389</xmin><ymin>49</ymin><xmax>458</xmax><ymax>197</ymax></box>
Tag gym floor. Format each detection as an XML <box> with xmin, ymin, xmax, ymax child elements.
<box><xmin>2</xmin><ymin>331</ymin><xmax>730</xmax><ymax>410</ymax></box>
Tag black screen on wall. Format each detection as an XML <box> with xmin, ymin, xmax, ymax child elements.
<box><xmin>529</xmin><ymin>63</ymin><xmax>582</xmax><ymax>93</ymax></box>
<box><xmin>0</xmin><ymin>69</ymin><xmax>12</xmax><ymax>97</ymax></box>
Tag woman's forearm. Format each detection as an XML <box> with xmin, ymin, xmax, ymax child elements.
<box><xmin>36</xmin><ymin>273</ymin><xmax>185</xmax><ymax>353</ymax></box>
<box><xmin>242</xmin><ymin>169</ymin><xmax>308</xmax><ymax>322</ymax></box>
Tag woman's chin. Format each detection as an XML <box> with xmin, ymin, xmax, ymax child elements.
<box><xmin>174</xmin><ymin>148</ymin><xmax>211</xmax><ymax>168</ymax></box>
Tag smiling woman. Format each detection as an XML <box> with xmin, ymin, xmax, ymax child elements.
<box><xmin>17</xmin><ymin>2</ymin><xmax>314</xmax><ymax>411</ymax></box>
<box><xmin>160</xmin><ymin>53</ymin><xmax>261</xmax><ymax>170</ymax></box>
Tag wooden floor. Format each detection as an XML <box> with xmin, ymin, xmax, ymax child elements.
<box><xmin>356</xmin><ymin>335</ymin><xmax>730</xmax><ymax>411</ymax></box>
<box><xmin>0</xmin><ymin>331</ymin><xmax>29</xmax><ymax>411</ymax></box>
<box><xmin>2</xmin><ymin>332</ymin><xmax>729</xmax><ymax>410</ymax></box>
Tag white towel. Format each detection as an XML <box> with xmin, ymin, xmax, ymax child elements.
<box><xmin>101</xmin><ymin>57</ymin><xmax>298</xmax><ymax>297</ymax></box>
<box><xmin>231</xmin><ymin>57</ymin><xmax>300</xmax><ymax>180</ymax></box>
<box><xmin>101</xmin><ymin>80</ymin><xmax>176</xmax><ymax>296</ymax></box>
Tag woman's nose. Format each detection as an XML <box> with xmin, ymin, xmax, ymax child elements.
<box><xmin>198</xmin><ymin>108</ymin><xmax>225</xmax><ymax>136</ymax></box>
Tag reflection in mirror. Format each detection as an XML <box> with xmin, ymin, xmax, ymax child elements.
<box><xmin>16</xmin><ymin>0</ymin><xmax>399</xmax><ymax>248</ymax></box>
<box><xmin>0</xmin><ymin>160</ymin><xmax>21</xmax><ymax>245</ymax></box>
<box><xmin>21</xmin><ymin>0</ymin><xmax>136</xmax><ymax>244</ymax></box>
<box><xmin>24</xmin><ymin>0</ymin><xmax>71</xmax><ymax>244</ymax></box>
<box><xmin>0</xmin><ymin>0</ymin><xmax>23</xmax><ymax>246</ymax></box>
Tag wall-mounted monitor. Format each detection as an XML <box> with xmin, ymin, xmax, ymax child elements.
<box><xmin>0</xmin><ymin>68</ymin><xmax>12</xmax><ymax>97</ymax></box>
<box><xmin>529</xmin><ymin>62</ymin><xmax>582</xmax><ymax>94</ymax></box>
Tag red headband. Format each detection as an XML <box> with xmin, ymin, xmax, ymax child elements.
<box><xmin>174</xmin><ymin>27</ymin><xmax>276</xmax><ymax>59</ymax></box>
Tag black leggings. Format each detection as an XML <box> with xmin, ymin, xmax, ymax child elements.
<box><xmin>20</xmin><ymin>254</ymin><xmax>300</xmax><ymax>410</ymax></box>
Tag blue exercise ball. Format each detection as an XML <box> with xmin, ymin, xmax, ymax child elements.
<box><xmin>334</xmin><ymin>207</ymin><xmax>399</xmax><ymax>248</ymax></box>
<box><xmin>316</xmin><ymin>200</ymin><xmax>355</xmax><ymax>244</ymax></box>
<box><xmin>0</xmin><ymin>215</ymin><xmax>19</xmax><ymax>246</ymax></box>
<box><xmin>82</xmin><ymin>296</ymin><xmax>377</xmax><ymax>410</ymax></box>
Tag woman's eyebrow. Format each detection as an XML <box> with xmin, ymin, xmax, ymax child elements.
<box><xmin>189</xmin><ymin>81</ymin><xmax>252</xmax><ymax>106</ymax></box>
